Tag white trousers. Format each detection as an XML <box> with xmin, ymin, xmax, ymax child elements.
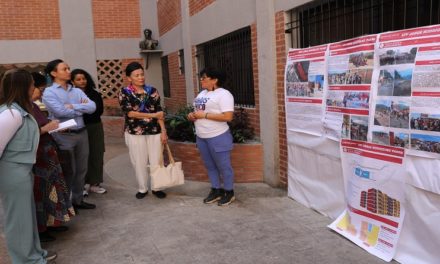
<box><xmin>125</xmin><ymin>132</ymin><xmax>162</xmax><ymax>193</ymax></box>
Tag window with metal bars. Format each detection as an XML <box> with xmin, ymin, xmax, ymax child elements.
<box><xmin>286</xmin><ymin>0</ymin><xmax>440</xmax><ymax>48</ymax></box>
<box><xmin>161</xmin><ymin>56</ymin><xmax>171</xmax><ymax>98</ymax></box>
<box><xmin>196</xmin><ymin>26</ymin><xmax>255</xmax><ymax>107</ymax></box>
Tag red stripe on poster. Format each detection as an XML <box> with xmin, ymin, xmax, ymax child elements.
<box><xmin>287</xmin><ymin>98</ymin><xmax>323</xmax><ymax>104</ymax></box>
<box><xmin>343</xmin><ymin>147</ymin><xmax>403</xmax><ymax>164</ymax></box>
<box><xmin>329</xmin><ymin>85</ymin><xmax>371</xmax><ymax>91</ymax></box>
<box><xmin>419</xmin><ymin>45</ymin><xmax>440</xmax><ymax>52</ymax></box>
<box><xmin>326</xmin><ymin>107</ymin><xmax>369</xmax><ymax>115</ymax></box>
<box><xmin>415</xmin><ymin>60</ymin><xmax>440</xmax><ymax>65</ymax></box>
<box><xmin>412</xmin><ymin>92</ymin><xmax>440</xmax><ymax>97</ymax></box>
<box><xmin>341</xmin><ymin>139</ymin><xmax>405</xmax><ymax>157</ymax></box>
<box><xmin>348</xmin><ymin>205</ymin><xmax>399</xmax><ymax>228</ymax></box>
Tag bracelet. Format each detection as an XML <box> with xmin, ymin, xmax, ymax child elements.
<box><xmin>205</xmin><ymin>113</ymin><xmax>208</xmax><ymax>119</ymax></box>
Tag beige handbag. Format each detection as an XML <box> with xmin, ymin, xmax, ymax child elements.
<box><xmin>150</xmin><ymin>144</ymin><xmax>185</xmax><ymax>190</ymax></box>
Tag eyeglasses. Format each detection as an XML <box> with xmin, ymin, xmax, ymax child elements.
<box><xmin>200</xmin><ymin>76</ymin><xmax>211</xmax><ymax>81</ymax></box>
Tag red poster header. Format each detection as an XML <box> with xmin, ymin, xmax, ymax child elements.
<box><xmin>379</xmin><ymin>24</ymin><xmax>440</xmax><ymax>42</ymax></box>
<box><xmin>379</xmin><ymin>36</ymin><xmax>440</xmax><ymax>48</ymax></box>
<box><xmin>290</xmin><ymin>52</ymin><xmax>326</xmax><ymax>60</ymax></box>
<box><xmin>330</xmin><ymin>35</ymin><xmax>377</xmax><ymax>51</ymax></box>
<box><xmin>419</xmin><ymin>45</ymin><xmax>440</xmax><ymax>52</ymax></box>
<box><xmin>330</xmin><ymin>44</ymin><xmax>375</xmax><ymax>56</ymax></box>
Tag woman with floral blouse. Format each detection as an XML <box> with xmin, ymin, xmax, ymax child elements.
<box><xmin>118</xmin><ymin>62</ymin><xmax>168</xmax><ymax>199</ymax></box>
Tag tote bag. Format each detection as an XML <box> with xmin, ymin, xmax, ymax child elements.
<box><xmin>150</xmin><ymin>143</ymin><xmax>185</xmax><ymax>189</ymax></box>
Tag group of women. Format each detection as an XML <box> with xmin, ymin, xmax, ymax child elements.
<box><xmin>0</xmin><ymin>61</ymin><xmax>236</xmax><ymax>263</ymax></box>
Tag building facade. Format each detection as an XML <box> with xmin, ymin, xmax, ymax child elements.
<box><xmin>1</xmin><ymin>0</ymin><xmax>438</xmax><ymax>187</ymax></box>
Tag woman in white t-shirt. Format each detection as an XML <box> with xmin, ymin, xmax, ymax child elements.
<box><xmin>187</xmin><ymin>67</ymin><xmax>235</xmax><ymax>206</ymax></box>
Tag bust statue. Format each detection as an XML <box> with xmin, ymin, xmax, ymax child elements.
<box><xmin>139</xmin><ymin>29</ymin><xmax>159</xmax><ymax>50</ymax></box>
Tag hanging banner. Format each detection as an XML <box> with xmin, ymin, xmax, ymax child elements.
<box><xmin>372</xmin><ymin>25</ymin><xmax>440</xmax><ymax>158</ymax></box>
<box><xmin>328</xmin><ymin>140</ymin><xmax>406</xmax><ymax>262</ymax></box>
<box><xmin>324</xmin><ymin>35</ymin><xmax>377</xmax><ymax>141</ymax></box>
<box><xmin>284</xmin><ymin>45</ymin><xmax>327</xmax><ymax>136</ymax></box>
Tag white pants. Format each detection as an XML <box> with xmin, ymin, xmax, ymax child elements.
<box><xmin>125</xmin><ymin>132</ymin><xmax>162</xmax><ymax>193</ymax></box>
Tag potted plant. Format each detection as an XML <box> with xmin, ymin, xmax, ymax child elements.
<box><xmin>165</xmin><ymin>105</ymin><xmax>263</xmax><ymax>182</ymax></box>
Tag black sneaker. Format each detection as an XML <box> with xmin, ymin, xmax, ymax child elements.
<box><xmin>218</xmin><ymin>190</ymin><xmax>235</xmax><ymax>206</ymax></box>
<box><xmin>203</xmin><ymin>188</ymin><xmax>224</xmax><ymax>204</ymax></box>
<box><xmin>152</xmin><ymin>190</ymin><xmax>167</xmax><ymax>199</ymax></box>
<box><xmin>136</xmin><ymin>191</ymin><xmax>148</xmax><ymax>199</ymax></box>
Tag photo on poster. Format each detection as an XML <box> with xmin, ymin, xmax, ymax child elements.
<box><xmin>286</xmin><ymin>82</ymin><xmax>309</xmax><ymax>97</ymax></box>
<box><xmin>410</xmin><ymin>133</ymin><xmax>440</xmax><ymax>154</ymax></box>
<box><xmin>326</xmin><ymin>91</ymin><xmax>345</xmax><ymax>107</ymax></box>
<box><xmin>349</xmin><ymin>52</ymin><xmax>374</xmax><ymax>69</ymax></box>
<box><xmin>328</xmin><ymin>70</ymin><xmax>347</xmax><ymax>85</ymax></box>
<box><xmin>379</xmin><ymin>49</ymin><xmax>397</xmax><ymax>66</ymax></box>
<box><xmin>372</xmin><ymin>131</ymin><xmax>390</xmax><ymax>145</ymax></box>
<box><xmin>394</xmin><ymin>47</ymin><xmax>418</xmax><ymax>65</ymax></box>
<box><xmin>374</xmin><ymin>99</ymin><xmax>391</xmax><ymax>127</ymax></box>
<box><xmin>342</xmin><ymin>114</ymin><xmax>351</xmax><ymax>139</ymax></box>
<box><xmin>410</xmin><ymin>113</ymin><xmax>440</xmax><ymax>132</ymax></box>
<box><xmin>343</xmin><ymin>92</ymin><xmax>370</xmax><ymax>109</ymax></box>
<box><xmin>286</xmin><ymin>61</ymin><xmax>310</xmax><ymax>82</ymax></box>
<box><xmin>346</xmin><ymin>69</ymin><xmax>373</xmax><ymax>84</ymax></box>
<box><xmin>350</xmin><ymin>115</ymin><xmax>369</xmax><ymax>142</ymax></box>
<box><xmin>378</xmin><ymin>69</ymin><xmax>394</xmax><ymax>96</ymax></box>
<box><xmin>307</xmin><ymin>75</ymin><xmax>324</xmax><ymax>98</ymax></box>
<box><xmin>390</xmin><ymin>99</ymin><xmax>410</xmax><ymax>129</ymax></box>
<box><xmin>390</xmin><ymin>131</ymin><xmax>409</xmax><ymax>148</ymax></box>
<box><xmin>393</xmin><ymin>68</ymin><xmax>413</xmax><ymax>96</ymax></box>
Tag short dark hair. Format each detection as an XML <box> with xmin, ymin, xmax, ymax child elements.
<box><xmin>45</xmin><ymin>59</ymin><xmax>64</xmax><ymax>80</ymax></box>
<box><xmin>0</xmin><ymin>69</ymin><xmax>33</xmax><ymax>113</ymax></box>
<box><xmin>199</xmin><ymin>67</ymin><xmax>226</xmax><ymax>87</ymax></box>
<box><xmin>125</xmin><ymin>62</ymin><xmax>144</xmax><ymax>77</ymax></box>
<box><xmin>71</xmin><ymin>69</ymin><xmax>96</xmax><ymax>91</ymax></box>
<box><xmin>31</xmin><ymin>72</ymin><xmax>47</xmax><ymax>88</ymax></box>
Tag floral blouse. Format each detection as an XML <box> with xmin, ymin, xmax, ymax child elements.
<box><xmin>118</xmin><ymin>84</ymin><xmax>163</xmax><ymax>135</ymax></box>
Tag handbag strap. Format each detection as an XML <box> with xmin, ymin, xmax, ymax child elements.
<box><xmin>165</xmin><ymin>143</ymin><xmax>176</xmax><ymax>164</ymax></box>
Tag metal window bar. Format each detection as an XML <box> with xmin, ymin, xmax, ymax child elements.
<box><xmin>285</xmin><ymin>0</ymin><xmax>440</xmax><ymax>48</ymax></box>
<box><xmin>161</xmin><ymin>56</ymin><xmax>171</xmax><ymax>98</ymax></box>
<box><xmin>196</xmin><ymin>26</ymin><xmax>255</xmax><ymax>107</ymax></box>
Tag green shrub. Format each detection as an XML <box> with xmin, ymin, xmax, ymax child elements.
<box><xmin>165</xmin><ymin>105</ymin><xmax>255</xmax><ymax>143</ymax></box>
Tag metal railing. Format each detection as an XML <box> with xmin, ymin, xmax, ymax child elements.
<box><xmin>286</xmin><ymin>0</ymin><xmax>440</xmax><ymax>48</ymax></box>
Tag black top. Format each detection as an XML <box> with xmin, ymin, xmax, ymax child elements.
<box><xmin>83</xmin><ymin>88</ymin><xmax>104</xmax><ymax>124</ymax></box>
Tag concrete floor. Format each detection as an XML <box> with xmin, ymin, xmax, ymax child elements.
<box><xmin>0</xmin><ymin>137</ymin><xmax>397</xmax><ymax>264</ymax></box>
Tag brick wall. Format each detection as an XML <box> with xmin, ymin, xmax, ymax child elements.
<box><xmin>0</xmin><ymin>0</ymin><xmax>61</xmax><ymax>40</ymax></box>
<box><xmin>248</xmin><ymin>23</ymin><xmax>260</xmax><ymax>138</ymax></box>
<box><xmin>92</xmin><ymin>0</ymin><xmax>141</xmax><ymax>38</ymax></box>
<box><xmin>157</xmin><ymin>0</ymin><xmax>181</xmax><ymax>36</ymax></box>
<box><xmin>189</xmin><ymin>0</ymin><xmax>215</xmax><ymax>16</ymax></box>
<box><xmin>275</xmin><ymin>11</ymin><xmax>288</xmax><ymax>187</ymax></box>
<box><xmin>164</xmin><ymin>51</ymin><xmax>187</xmax><ymax>113</ymax></box>
<box><xmin>168</xmin><ymin>141</ymin><xmax>263</xmax><ymax>182</ymax></box>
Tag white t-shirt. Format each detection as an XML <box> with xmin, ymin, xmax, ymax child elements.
<box><xmin>193</xmin><ymin>88</ymin><xmax>234</xmax><ymax>138</ymax></box>
<box><xmin>0</xmin><ymin>109</ymin><xmax>22</xmax><ymax>158</ymax></box>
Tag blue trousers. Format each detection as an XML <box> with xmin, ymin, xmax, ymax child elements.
<box><xmin>196</xmin><ymin>131</ymin><xmax>234</xmax><ymax>191</ymax></box>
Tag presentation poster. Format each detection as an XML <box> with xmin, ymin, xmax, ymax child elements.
<box><xmin>285</xmin><ymin>45</ymin><xmax>328</xmax><ymax>136</ymax></box>
<box><xmin>328</xmin><ymin>140</ymin><xmax>406</xmax><ymax>262</ymax></box>
<box><xmin>324</xmin><ymin>35</ymin><xmax>377</xmax><ymax>141</ymax></box>
<box><xmin>372</xmin><ymin>25</ymin><xmax>440</xmax><ymax>158</ymax></box>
